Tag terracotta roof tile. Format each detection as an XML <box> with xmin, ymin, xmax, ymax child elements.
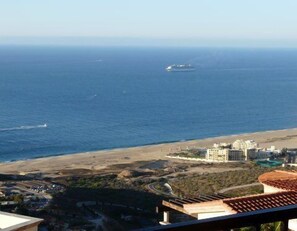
<box><xmin>258</xmin><ymin>170</ymin><xmax>297</xmax><ymax>182</ymax></box>
<box><xmin>163</xmin><ymin>171</ymin><xmax>297</xmax><ymax>216</ymax></box>
<box><xmin>259</xmin><ymin>170</ymin><xmax>297</xmax><ymax>191</ymax></box>
<box><xmin>223</xmin><ymin>191</ymin><xmax>297</xmax><ymax>213</ymax></box>
<box><xmin>262</xmin><ymin>179</ymin><xmax>297</xmax><ymax>191</ymax></box>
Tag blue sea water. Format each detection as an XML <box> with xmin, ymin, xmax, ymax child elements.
<box><xmin>1</xmin><ymin>46</ymin><xmax>297</xmax><ymax>162</ymax></box>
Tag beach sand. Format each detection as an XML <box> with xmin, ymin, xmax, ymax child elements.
<box><xmin>1</xmin><ymin>128</ymin><xmax>297</xmax><ymax>177</ymax></box>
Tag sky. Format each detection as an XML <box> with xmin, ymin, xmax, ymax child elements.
<box><xmin>1</xmin><ymin>0</ymin><xmax>297</xmax><ymax>47</ymax></box>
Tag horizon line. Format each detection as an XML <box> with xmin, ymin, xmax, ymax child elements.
<box><xmin>1</xmin><ymin>36</ymin><xmax>297</xmax><ymax>48</ymax></box>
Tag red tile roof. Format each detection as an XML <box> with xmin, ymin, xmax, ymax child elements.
<box><xmin>163</xmin><ymin>171</ymin><xmax>297</xmax><ymax>216</ymax></box>
<box><xmin>223</xmin><ymin>191</ymin><xmax>297</xmax><ymax>213</ymax></box>
<box><xmin>258</xmin><ymin>170</ymin><xmax>297</xmax><ymax>182</ymax></box>
<box><xmin>263</xmin><ymin>179</ymin><xmax>297</xmax><ymax>191</ymax></box>
<box><xmin>259</xmin><ymin>170</ymin><xmax>297</xmax><ymax>191</ymax></box>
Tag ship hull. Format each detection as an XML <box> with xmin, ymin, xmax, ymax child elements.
<box><xmin>166</xmin><ymin>68</ymin><xmax>195</xmax><ymax>72</ymax></box>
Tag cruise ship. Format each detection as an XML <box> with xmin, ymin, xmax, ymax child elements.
<box><xmin>166</xmin><ymin>64</ymin><xmax>195</xmax><ymax>72</ymax></box>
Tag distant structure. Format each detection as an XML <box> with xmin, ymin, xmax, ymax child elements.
<box><xmin>232</xmin><ymin>139</ymin><xmax>258</xmax><ymax>150</ymax></box>
<box><xmin>285</xmin><ymin>149</ymin><xmax>297</xmax><ymax>164</ymax></box>
<box><xmin>206</xmin><ymin>140</ymin><xmax>258</xmax><ymax>162</ymax></box>
<box><xmin>213</xmin><ymin>143</ymin><xmax>232</xmax><ymax>149</ymax></box>
<box><xmin>288</xmin><ymin>153</ymin><xmax>297</xmax><ymax>163</ymax></box>
<box><xmin>232</xmin><ymin>140</ymin><xmax>258</xmax><ymax>160</ymax></box>
<box><xmin>206</xmin><ymin>148</ymin><xmax>244</xmax><ymax>162</ymax></box>
<box><xmin>0</xmin><ymin>211</ymin><xmax>42</xmax><ymax>231</ymax></box>
<box><xmin>205</xmin><ymin>140</ymin><xmax>283</xmax><ymax>162</ymax></box>
<box><xmin>168</xmin><ymin>139</ymin><xmax>284</xmax><ymax>163</ymax></box>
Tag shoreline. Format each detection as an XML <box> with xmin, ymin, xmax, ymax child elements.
<box><xmin>1</xmin><ymin>127</ymin><xmax>297</xmax><ymax>177</ymax></box>
<box><xmin>3</xmin><ymin>127</ymin><xmax>297</xmax><ymax>163</ymax></box>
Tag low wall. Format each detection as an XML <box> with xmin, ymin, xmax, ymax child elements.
<box><xmin>166</xmin><ymin>155</ymin><xmax>242</xmax><ymax>163</ymax></box>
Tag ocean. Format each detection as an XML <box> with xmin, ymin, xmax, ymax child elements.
<box><xmin>1</xmin><ymin>46</ymin><xmax>297</xmax><ymax>162</ymax></box>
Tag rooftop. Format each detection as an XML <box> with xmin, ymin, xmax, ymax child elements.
<box><xmin>224</xmin><ymin>191</ymin><xmax>297</xmax><ymax>213</ymax></box>
<box><xmin>161</xmin><ymin>194</ymin><xmax>229</xmax><ymax>216</ymax></box>
<box><xmin>162</xmin><ymin>191</ymin><xmax>297</xmax><ymax>216</ymax></box>
<box><xmin>258</xmin><ymin>170</ymin><xmax>297</xmax><ymax>182</ymax></box>
<box><xmin>0</xmin><ymin>211</ymin><xmax>42</xmax><ymax>231</ymax></box>
<box><xmin>259</xmin><ymin>170</ymin><xmax>297</xmax><ymax>191</ymax></box>
<box><xmin>157</xmin><ymin>170</ymin><xmax>297</xmax><ymax>230</ymax></box>
<box><xmin>263</xmin><ymin>179</ymin><xmax>297</xmax><ymax>191</ymax></box>
<box><xmin>146</xmin><ymin>204</ymin><xmax>297</xmax><ymax>231</ymax></box>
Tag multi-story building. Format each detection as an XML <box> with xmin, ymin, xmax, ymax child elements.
<box><xmin>244</xmin><ymin>148</ymin><xmax>258</xmax><ymax>160</ymax></box>
<box><xmin>285</xmin><ymin>149</ymin><xmax>297</xmax><ymax>164</ymax></box>
<box><xmin>232</xmin><ymin>140</ymin><xmax>258</xmax><ymax>160</ymax></box>
<box><xmin>232</xmin><ymin>139</ymin><xmax>258</xmax><ymax>150</ymax></box>
<box><xmin>213</xmin><ymin>143</ymin><xmax>232</xmax><ymax>149</ymax></box>
<box><xmin>206</xmin><ymin>148</ymin><xmax>244</xmax><ymax>162</ymax></box>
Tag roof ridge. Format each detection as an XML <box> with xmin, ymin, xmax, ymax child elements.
<box><xmin>263</xmin><ymin>178</ymin><xmax>297</xmax><ymax>182</ymax></box>
<box><xmin>275</xmin><ymin>170</ymin><xmax>297</xmax><ymax>175</ymax></box>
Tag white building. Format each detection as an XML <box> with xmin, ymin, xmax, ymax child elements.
<box><xmin>232</xmin><ymin>139</ymin><xmax>258</xmax><ymax>150</ymax></box>
<box><xmin>213</xmin><ymin>143</ymin><xmax>232</xmax><ymax>149</ymax></box>
<box><xmin>206</xmin><ymin>148</ymin><xmax>244</xmax><ymax>162</ymax></box>
<box><xmin>232</xmin><ymin>140</ymin><xmax>259</xmax><ymax>160</ymax></box>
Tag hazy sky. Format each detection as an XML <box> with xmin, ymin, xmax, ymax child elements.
<box><xmin>1</xmin><ymin>0</ymin><xmax>297</xmax><ymax>46</ymax></box>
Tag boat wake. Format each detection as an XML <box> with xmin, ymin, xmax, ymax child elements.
<box><xmin>0</xmin><ymin>124</ymin><xmax>47</xmax><ymax>132</ymax></box>
<box><xmin>86</xmin><ymin>94</ymin><xmax>97</xmax><ymax>101</ymax></box>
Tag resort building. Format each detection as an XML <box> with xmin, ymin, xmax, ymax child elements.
<box><xmin>158</xmin><ymin>170</ymin><xmax>297</xmax><ymax>230</ymax></box>
<box><xmin>244</xmin><ymin>148</ymin><xmax>257</xmax><ymax>160</ymax></box>
<box><xmin>0</xmin><ymin>211</ymin><xmax>42</xmax><ymax>231</ymax></box>
<box><xmin>232</xmin><ymin>139</ymin><xmax>258</xmax><ymax>150</ymax></box>
<box><xmin>283</xmin><ymin>148</ymin><xmax>297</xmax><ymax>166</ymax></box>
<box><xmin>169</xmin><ymin>139</ymin><xmax>285</xmax><ymax>164</ymax></box>
<box><xmin>287</xmin><ymin>151</ymin><xmax>297</xmax><ymax>164</ymax></box>
<box><xmin>232</xmin><ymin>140</ymin><xmax>258</xmax><ymax>160</ymax></box>
<box><xmin>206</xmin><ymin>148</ymin><xmax>244</xmax><ymax>162</ymax></box>
<box><xmin>213</xmin><ymin>143</ymin><xmax>232</xmax><ymax>149</ymax></box>
<box><xmin>205</xmin><ymin>140</ymin><xmax>262</xmax><ymax>162</ymax></box>
<box><xmin>266</xmin><ymin>145</ymin><xmax>281</xmax><ymax>154</ymax></box>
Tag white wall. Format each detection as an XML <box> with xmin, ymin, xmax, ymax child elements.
<box><xmin>289</xmin><ymin>219</ymin><xmax>297</xmax><ymax>231</ymax></box>
<box><xmin>197</xmin><ymin>211</ymin><xmax>231</xmax><ymax>220</ymax></box>
<box><xmin>262</xmin><ymin>184</ymin><xmax>285</xmax><ymax>193</ymax></box>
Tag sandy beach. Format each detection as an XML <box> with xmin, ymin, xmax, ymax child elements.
<box><xmin>1</xmin><ymin>128</ymin><xmax>297</xmax><ymax>177</ymax></box>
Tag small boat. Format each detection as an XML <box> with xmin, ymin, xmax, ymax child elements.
<box><xmin>166</xmin><ymin>64</ymin><xmax>195</xmax><ymax>72</ymax></box>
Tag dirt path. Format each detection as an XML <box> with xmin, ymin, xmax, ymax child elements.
<box><xmin>218</xmin><ymin>182</ymin><xmax>262</xmax><ymax>194</ymax></box>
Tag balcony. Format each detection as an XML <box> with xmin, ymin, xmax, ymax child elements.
<box><xmin>140</xmin><ymin>204</ymin><xmax>297</xmax><ymax>231</ymax></box>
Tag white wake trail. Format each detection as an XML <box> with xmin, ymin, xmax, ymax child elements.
<box><xmin>0</xmin><ymin>124</ymin><xmax>47</xmax><ymax>132</ymax></box>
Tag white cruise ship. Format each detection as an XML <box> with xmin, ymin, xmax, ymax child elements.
<box><xmin>166</xmin><ymin>64</ymin><xmax>195</xmax><ymax>72</ymax></box>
